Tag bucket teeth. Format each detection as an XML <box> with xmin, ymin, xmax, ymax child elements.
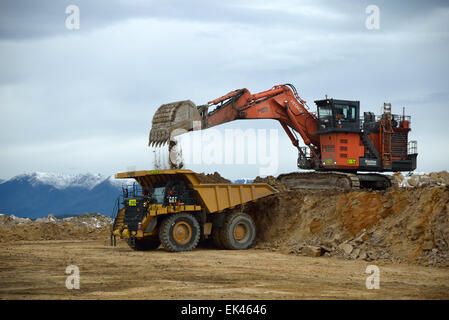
<box><xmin>149</xmin><ymin>127</ymin><xmax>169</xmax><ymax>147</ymax></box>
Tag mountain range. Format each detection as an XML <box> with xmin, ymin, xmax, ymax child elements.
<box><xmin>0</xmin><ymin>173</ymin><xmax>134</xmax><ymax>219</ymax></box>
<box><xmin>0</xmin><ymin>172</ymin><xmax>252</xmax><ymax>219</ymax></box>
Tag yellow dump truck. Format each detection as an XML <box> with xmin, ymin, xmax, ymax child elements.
<box><xmin>111</xmin><ymin>169</ymin><xmax>278</xmax><ymax>252</ymax></box>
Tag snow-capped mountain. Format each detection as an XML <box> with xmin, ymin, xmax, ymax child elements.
<box><xmin>10</xmin><ymin>172</ymin><xmax>107</xmax><ymax>190</ymax></box>
<box><xmin>0</xmin><ymin>172</ymin><xmax>135</xmax><ymax>219</ymax></box>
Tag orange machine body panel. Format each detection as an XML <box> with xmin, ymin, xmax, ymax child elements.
<box><xmin>320</xmin><ymin>132</ymin><xmax>365</xmax><ymax>169</ymax></box>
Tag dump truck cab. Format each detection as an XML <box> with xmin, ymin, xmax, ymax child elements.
<box><xmin>111</xmin><ymin>169</ymin><xmax>277</xmax><ymax>252</ymax></box>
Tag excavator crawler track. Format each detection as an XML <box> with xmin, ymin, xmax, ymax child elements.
<box><xmin>278</xmin><ymin>171</ymin><xmax>396</xmax><ymax>191</ymax></box>
<box><xmin>357</xmin><ymin>173</ymin><xmax>397</xmax><ymax>190</ymax></box>
<box><xmin>278</xmin><ymin>171</ymin><xmax>360</xmax><ymax>190</ymax></box>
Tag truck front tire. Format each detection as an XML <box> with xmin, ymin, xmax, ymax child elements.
<box><xmin>159</xmin><ymin>213</ymin><xmax>200</xmax><ymax>252</ymax></box>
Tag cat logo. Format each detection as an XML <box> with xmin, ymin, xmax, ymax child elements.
<box><xmin>128</xmin><ymin>199</ymin><xmax>137</xmax><ymax>206</ymax></box>
<box><xmin>168</xmin><ymin>196</ymin><xmax>177</xmax><ymax>204</ymax></box>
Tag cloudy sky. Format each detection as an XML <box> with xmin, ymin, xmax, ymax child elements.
<box><xmin>0</xmin><ymin>0</ymin><xmax>448</xmax><ymax>180</ymax></box>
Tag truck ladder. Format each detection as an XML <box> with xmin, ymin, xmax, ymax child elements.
<box><xmin>110</xmin><ymin>197</ymin><xmax>125</xmax><ymax>246</ymax></box>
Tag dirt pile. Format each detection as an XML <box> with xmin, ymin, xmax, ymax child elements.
<box><xmin>254</xmin><ymin>175</ymin><xmax>289</xmax><ymax>192</ymax></box>
<box><xmin>195</xmin><ymin>172</ymin><xmax>231</xmax><ymax>183</ymax></box>
<box><xmin>246</xmin><ymin>176</ymin><xmax>449</xmax><ymax>267</ymax></box>
<box><xmin>0</xmin><ymin>213</ymin><xmax>111</xmax><ymax>242</ymax></box>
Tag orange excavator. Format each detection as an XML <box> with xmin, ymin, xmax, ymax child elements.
<box><xmin>149</xmin><ymin>84</ymin><xmax>417</xmax><ymax>190</ymax></box>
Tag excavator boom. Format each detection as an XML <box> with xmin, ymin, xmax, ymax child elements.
<box><xmin>149</xmin><ymin>84</ymin><xmax>320</xmax><ymax>152</ymax></box>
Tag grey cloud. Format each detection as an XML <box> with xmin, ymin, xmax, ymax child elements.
<box><xmin>4</xmin><ymin>0</ymin><xmax>447</xmax><ymax>40</ymax></box>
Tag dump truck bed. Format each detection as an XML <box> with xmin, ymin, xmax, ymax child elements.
<box><xmin>115</xmin><ymin>169</ymin><xmax>278</xmax><ymax>213</ymax></box>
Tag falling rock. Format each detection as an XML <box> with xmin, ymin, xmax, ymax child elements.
<box><xmin>303</xmin><ymin>246</ymin><xmax>323</xmax><ymax>257</ymax></box>
<box><xmin>339</xmin><ymin>243</ymin><xmax>353</xmax><ymax>255</ymax></box>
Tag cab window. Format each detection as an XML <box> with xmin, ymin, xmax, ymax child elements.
<box><xmin>334</xmin><ymin>104</ymin><xmax>356</xmax><ymax>121</ymax></box>
<box><xmin>318</xmin><ymin>106</ymin><xmax>332</xmax><ymax>119</ymax></box>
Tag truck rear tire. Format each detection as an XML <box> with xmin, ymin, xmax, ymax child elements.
<box><xmin>127</xmin><ymin>237</ymin><xmax>160</xmax><ymax>251</ymax></box>
<box><xmin>221</xmin><ymin>213</ymin><xmax>256</xmax><ymax>250</ymax></box>
<box><xmin>159</xmin><ymin>213</ymin><xmax>200</xmax><ymax>252</ymax></box>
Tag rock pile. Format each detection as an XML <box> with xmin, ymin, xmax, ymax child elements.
<box><xmin>0</xmin><ymin>214</ymin><xmax>32</xmax><ymax>225</ymax></box>
<box><xmin>248</xmin><ymin>173</ymin><xmax>449</xmax><ymax>267</ymax></box>
<box><xmin>393</xmin><ymin>171</ymin><xmax>449</xmax><ymax>187</ymax></box>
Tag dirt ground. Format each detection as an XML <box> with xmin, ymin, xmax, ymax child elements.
<box><xmin>1</xmin><ymin>239</ymin><xmax>448</xmax><ymax>300</ymax></box>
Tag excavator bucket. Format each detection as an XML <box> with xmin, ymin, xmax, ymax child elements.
<box><xmin>149</xmin><ymin>100</ymin><xmax>202</xmax><ymax>147</ymax></box>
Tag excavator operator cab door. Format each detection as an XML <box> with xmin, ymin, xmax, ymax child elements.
<box><xmin>315</xmin><ymin>99</ymin><xmax>360</xmax><ymax>133</ymax></box>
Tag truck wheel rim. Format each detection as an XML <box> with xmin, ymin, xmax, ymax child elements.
<box><xmin>172</xmin><ymin>221</ymin><xmax>192</xmax><ymax>245</ymax></box>
<box><xmin>234</xmin><ymin>222</ymin><xmax>250</xmax><ymax>243</ymax></box>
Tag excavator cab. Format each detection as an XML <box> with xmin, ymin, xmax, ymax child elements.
<box><xmin>315</xmin><ymin>99</ymin><xmax>360</xmax><ymax>132</ymax></box>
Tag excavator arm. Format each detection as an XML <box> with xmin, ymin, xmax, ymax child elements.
<box><xmin>149</xmin><ymin>84</ymin><xmax>321</xmax><ymax>158</ymax></box>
